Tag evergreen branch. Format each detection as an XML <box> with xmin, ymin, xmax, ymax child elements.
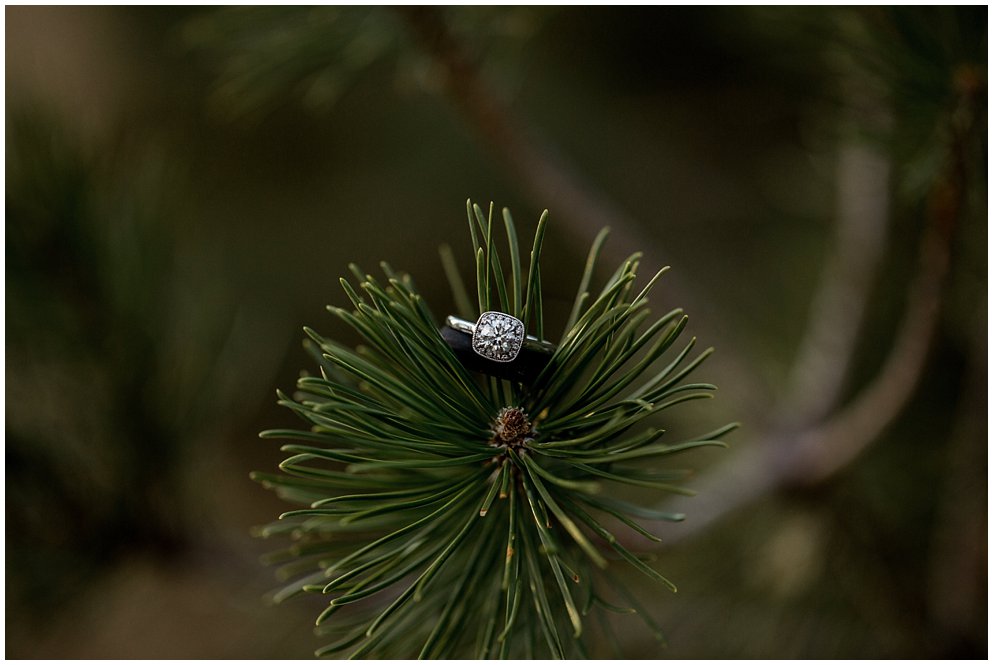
<box><xmin>257</xmin><ymin>200</ymin><xmax>729</xmax><ymax>657</ymax></box>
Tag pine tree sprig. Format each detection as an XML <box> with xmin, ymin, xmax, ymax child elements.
<box><xmin>256</xmin><ymin>200</ymin><xmax>735</xmax><ymax>658</ymax></box>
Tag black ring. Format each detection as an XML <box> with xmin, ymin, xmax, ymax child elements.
<box><xmin>440</xmin><ymin>324</ymin><xmax>551</xmax><ymax>383</ymax></box>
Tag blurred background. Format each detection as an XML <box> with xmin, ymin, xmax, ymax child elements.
<box><xmin>5</xmin><ymin>6</ymin><xmax>986</xmax><ymax>659</ymax></box>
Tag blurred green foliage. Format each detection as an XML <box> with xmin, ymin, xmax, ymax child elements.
<box><xmin>5</xmin><ymin>5</ymin><xmax>985</xmax><ymax>659</ymax></box>
<box><xmin>182</xmin><ymin>6</ymin><xmax>550</xmax><ymax>120</ymax></box>
<box><xmin>5</xmin><ymin>104</ymin><xmax>275</xmax><ymax>610</ymax></box>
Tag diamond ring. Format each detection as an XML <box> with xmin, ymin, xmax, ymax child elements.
<box><xmin>441</xmin><ymin>312</ymin><xmax>555</xmax><ymax>381</ymax></box>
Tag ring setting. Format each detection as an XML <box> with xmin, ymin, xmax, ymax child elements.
<box><xmin>443</xmin><ymin>312</ymin><xmax>556</xmax><ymax>378</ymax></box>
<box><xmin>471</xmin><ymin>311</ymin><xmax>525</xmax><ymax>362</ymax></box>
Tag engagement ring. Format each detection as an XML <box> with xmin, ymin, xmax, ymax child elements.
<box><xmin>441</xmin><ymin>312</ymin><xmax>555</xmax><ymax>382</ymax></box>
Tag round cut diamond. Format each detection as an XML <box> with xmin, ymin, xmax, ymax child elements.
<box><xmin>472</xmin><ymin>312</ymin><xmax>525</xmax><ymax>362</ymax></box>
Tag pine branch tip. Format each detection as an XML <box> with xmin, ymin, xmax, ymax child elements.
<box><xmin>255</xmin><ymin>199</ymin><xmax>730</xmax><ymax>656</ymax></box>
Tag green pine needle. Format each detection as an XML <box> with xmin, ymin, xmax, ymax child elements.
<box><xmin>256</xmin><ymin>199</ymin><xmax>735</xmax><ymax>658</ymax></box>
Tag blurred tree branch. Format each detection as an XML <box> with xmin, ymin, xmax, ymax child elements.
<box><xmin>778</xmin><ymin>142</ymin><xmax>891</xmax><ymax>429</ymax></box>
<box><xmin>780</xmin><ymin>187</ymin><xmax>953</xmax><ymax>486</ymax></box>
<box><xmin>396</xmin><ymin>6</ymin><xmax>644</xmax><ymax>247</ymax></box>
<box><xmin>650</xmin><ymin>40</ymin><xmax>980</xmax><ymax>544</ymax></box>
<box><xmin>395</xmin><ymin>6</ymin><xmax>763</xmax><ymax>406</ymax></box>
